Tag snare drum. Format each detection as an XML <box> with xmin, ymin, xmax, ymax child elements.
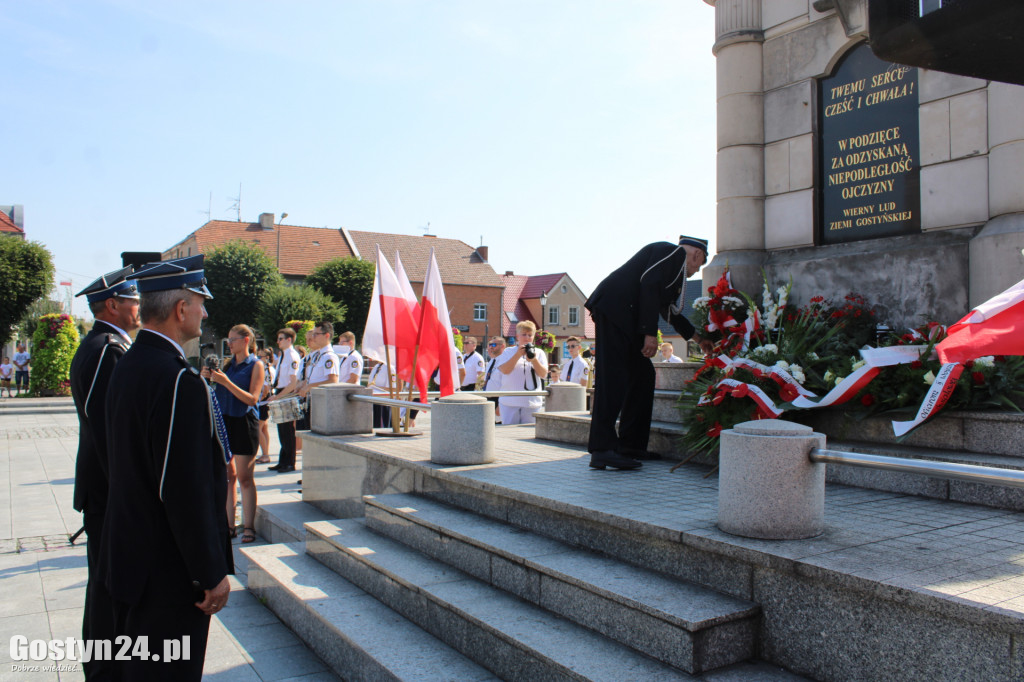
<box><xmin>268</xmin><ymin>396</ymin><xmax>306</xmax><ymax>424</ymax></box>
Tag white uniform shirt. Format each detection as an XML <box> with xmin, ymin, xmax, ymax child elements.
<box><xmin>276</xmin><ymin>347</ymin><xmax>301</xmax><ymax>390</ymax></box>
<box><xmin>334</xmin><ymin>345</ymin><xmax>364</xmax><ymax>384</ymax></box>
<box><xmin>367</xmin><ymin>363</ymin><xmax>395</xmax><ymax>395</ymax></box>
<box><xmin>462</xmin><ymin>350</ymin><xmax>484</xmax><ymax>388</ymax></box>
<box><xmin>663</xmin><ymin>354</ymin><xmax>684</xmax><ymax>363</ymax></box>
<box><xmin>481</xmin><ymin>357</ymin><xmax>503</xmax><ymax>391</ymax></box>
<box><xmin>560</xmin><ymin>356</ymin><xmax>590</xmax><ymax>386</ymax></box>
<box><xmin>303</xmin><ymin>347</ymin><xmax>340</xmax><ymax>385</ymax></box>
<box><xmin>496</xmin><ymin>346</ymin><xmax>547</xmax><ymax>408</ymax></box>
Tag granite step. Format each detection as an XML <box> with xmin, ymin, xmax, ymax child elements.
<box><xmin>362</xmin><ymin>492</ymin><xmax>759</xmax><ymax>674</ymax></box>
<box><xmin>305</xmin><ymin>518</ymin><xmax>703</xmax><ymax>680</ymax></box>
<box><xmin>243</xmin><ymin>542</ymin><xmax>499</xmax><ymax>681</ymax></box>
<box><xmin>255</xmin><ymin>491</ymin><xmax>333</xmax><ymax>544</ymax></box>
<box><xmin>535</xmin><ymin>411</ymin><xmax>713</xmax><ymax>464</ymax></box>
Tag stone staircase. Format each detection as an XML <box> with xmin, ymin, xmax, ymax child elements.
<box><xmin>244</xmin><ymin>490</ymin><xmax>794</xmax><ymax>680</ymax></box>
<box><xmin>536</xmin><ymin>362</ymin><xmax>1024</xmax><ymax>511</ymax></box>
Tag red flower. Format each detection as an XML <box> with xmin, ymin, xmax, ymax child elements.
<box><xmin>706</xmin><ymin>422</ymin><xmax>723</xmax><ymax>438</ymax></box>
<box><xmin>730</xmin><ymin>383</ymin><xmax>750</xmax><ymax>399</ymax></box>
<box><xmin>779</xmin><ymin>384</ymin><xmax>799</xmax><ymax>402</ymax></box>
<box><xmin>910</xmin><ymin>360</ymin><xmax>923</xmax><ymax>369</ymax></box>
<box><xmin>810</xmin><ymin>296</ymin><xmax>825</xmax><ymax>303</ymax></box>
<box><xmin>712</xmin><ymin>393</ymin><xmax>725</xmax><ymax>406</ymax></box>
<box><xmin>995</xmin><ymin>356</ymin><xmax>1007</xmax><ymax>363</ymax></box>
<box><xmin>860</xmin><ymin>394</ymin><xmax>875</xmax><ymax>406</ymax></box>
<box><xmin>972</xmin><ymin>371</ymin><xmax>985</xmax><ymax>386</ymax></box>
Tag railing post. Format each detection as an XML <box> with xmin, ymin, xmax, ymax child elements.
<box><xmin>718</xmin><ymin>419</ymin><xmax>826</xmax><ymax>539</ymax></box>
<box><xmin>544</xmin><ymin>381</ymin><xmax>586</xmax><ymax>412</ymax></box>
<box><xmin>431</xmin><ymin>393</ymin><xmax>494</xmax><ymax>465</ymax></box>
<box><xmin>310</xmin><ymin>384</ymin><xmax>373</xmax><ymax>436</ymax></box>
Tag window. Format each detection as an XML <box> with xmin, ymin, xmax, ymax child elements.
<box><xmin>548</xmin><ymin>306</ymin><xmax>559</xmax><ymax>326</ymax></box>
<box><xmin>568</xmin><ymin>306</ymin><xmax>579</xmax><ymax>326</ymax></box>
<box><xmin>474</xmin><ymin>303</ymin><xmax>487</xmax><ymax>321</ymax></box>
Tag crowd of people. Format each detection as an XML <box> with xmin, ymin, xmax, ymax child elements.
<box><xmin>64</xmin><ymin>235</ymin><xmax>710</xmax><ymax>679</ymax></box>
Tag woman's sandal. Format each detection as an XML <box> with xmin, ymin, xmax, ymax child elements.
<box><xmin>241</xmin><ymin>527</ymin><xmax>257</xmax><ymax>544</ymax></box>
<box><xmin>228</xmin><ymin>524</ymin><xmax>238</xmax><ymax>539</ymax></box>
<box><xmin>254</xmin><ymin>456</ymin><xmax>271</xmax><ymax>464</ymax></box>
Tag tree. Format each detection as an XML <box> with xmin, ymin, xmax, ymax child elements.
<box><xmin>255</xmin><ymin>284</ymin><xmax>345</xmax><ymax>344</ymax></box>
<box><xmin>0</xmin><ymin>236</ymin><xmax>55</xmax><ymax>347</ymax></box>
<box><xmin>203</xmin><ymin>240</ymin><xmax>284</xmax><ymax>339</ymax></box>
<box><xmin>17</xmin><ymin>299</ymin><xmax>64</xmax><ymax>340</ymax></box>
<box><xmin>29</xmin><ymin>313</ymin><xmax>79</xmax><ymax>396</ymax></box>
<box><xmin>306</xmin><ymin>257</ymin><xmax>375</xmax><ymax>340</ymax></box>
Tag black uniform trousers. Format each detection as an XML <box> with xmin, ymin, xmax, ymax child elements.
<box><xmin>111</xmin><ymin>583</ymin><xmax>209</xmax><ymax>681</ymax></box>
<box><xmin>83</xmin><ymin>511</ymin><xmax>116</xmax><ymax>681</ymax></box>
<box><xmin>274</xmin><ymin>389</ymin><xmax>297</xmax><ymax>467</ymax></box>
<box><xmin>587</xmin><ymin>312</ymin><xmax>656</xmax><ymax>454</ymax></box>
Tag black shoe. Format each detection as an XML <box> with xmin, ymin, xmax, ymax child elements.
<box><xmin>619</xmin><ymin>448</ymin><xmax>662</xmax><ymax>461</ymax></box>
<box><xmin>267</xmin><ymin>464</ymin><xmax>281</xmax><ymax>470</ymax></box>
<box><xmin>275</xmin><ymin>465</ymin><xmax>296</xmax><ymax>473</ymax></box>
<box><xmin>589</xmin><ymin>450</ymin><xmax>642</xmax><ymax>470</ymax></box>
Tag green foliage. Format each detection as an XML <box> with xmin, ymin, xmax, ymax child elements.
<box><xmin>17</xmin><ymin>299</ymin><xmax>64</xmax><ymax>340</ymax></box>
<box><xmin>29</xmin><ymin>313</ymin><xmax>79</xmax><ymax>396</ymax></box>
<box><xmin>256</xmin><ymin>284</ymin><xmax>344</xmax><ymax>343</ymax></box>
<box><xmin>203</xmin><ymin>240</ymin><xmax>284</xmax><ymax>339</ymax></box>
<box><xmin>305</xmin><ymin>257</ymin><xmax>375</xmax><ymax>340</ymax></box>
<box><xmin>286</xmin><ymin>320</ymin><xmax>315</xmax><ymax>348</ymax></box>
<box><xmin>0</xmin><ymin>236</ymin><xmax>55</xmax><ymax>347</ymax></box>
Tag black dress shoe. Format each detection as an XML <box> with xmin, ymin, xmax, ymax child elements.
<box><xmin>589</xmin><ymin>450</ymin><xmax>642</xmax><ymax>470</ymax></box>
<box><xmin>267</xmin><ymin>464</ymin><xmax>281</xmax><ymax>470</ymax></box>
<box><xmin>276</xmin><ymin>465</ymin><xmax>296</xmax><ymax>473</ymax></box>
<box><xmin>619</xmin><ymin>448</ymin><xmax>662</xmax><ymax>461</ymax></box>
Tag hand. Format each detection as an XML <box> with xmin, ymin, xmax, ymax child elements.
<box><xmin>694</xmin><ymin>335</ymin><xmax>715</xmax><ymax>356</ymax></box>
<box><xmin>298</xmin><ymin>385</ymin><xmax>309</xmax><ymax>399</ymax></box>
<box><xmin>195</xmin><ymin>576</ymin><xmax>231</xmax><ymax>616</ymax></box>
<box><xmin>641</xmin><ymin>335</ymin><xmax>658</xmax><ymax>359</ymax></box>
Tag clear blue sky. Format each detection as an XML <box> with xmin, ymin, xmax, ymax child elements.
<box><xmin>3</xmin><ymin>1</ymin><xmax>717</xmax><ymax>319</ymax></box>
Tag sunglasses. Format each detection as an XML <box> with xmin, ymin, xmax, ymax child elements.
<box><xmin>488</xmin><ymin>343</ymin><xmax>499</xmax><ymax>347</ymax></box>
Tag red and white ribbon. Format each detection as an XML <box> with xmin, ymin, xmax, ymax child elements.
<box><xmin>789</xmin><ymin>364</ymin><xmax>880</xmax><ymax>409</ymax></box>
<box><xmin>716</xmin><ymin>378</ymin><xmax>784</xmax><ymax>418</ymax></box>
<box><xmin>891</xmin><ymin>362</ymin><xmax>963</xmax><ymax>437</ymax></box>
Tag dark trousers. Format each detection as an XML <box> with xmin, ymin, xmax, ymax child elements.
<box><xmin>372</xmin><ymin>404</ymin><xmax>392</xmax><ymax>429</ymax></box>
<box><xmin>111</xmin><ymin>591</ymin><xmax>210</xmax><ymax>681</ymax></box>
<box><xmin>84</xmin><ymin>511</ymin><xmax>116</xmax><ymax>681</ymax></box>
<box><xmin>587</xmin><ymin>312</ymin><xmax>655</xmax><ymax>453</ymax></box>
<box><xmin>276</xmin><ymin>420</ymin><xmax>296</xmax><ymax>467</ymax></box>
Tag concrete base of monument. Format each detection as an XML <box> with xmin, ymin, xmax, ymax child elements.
<box><xmin>248</xmin><ymin>425</ymin><xmax>1024</xmax><ymax>681</ymax></box>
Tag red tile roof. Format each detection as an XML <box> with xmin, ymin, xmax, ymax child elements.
<box><xmin>164</xmin><ymin>220</ymin><xmax>356</xmax><ymax>277</ymax></box>
<box><xmin>347</xmin><ymin>232</ymin><xmax>503</xmax><ymax>287</ymax></box>
<box><xmin>502</xmin><ymin>272</ymin><xmax>596</xmax><ymax>338</ymax></box>
<box><xmin>0</xmin><ymin>211</ymin><xmax>23</xmax><ymax>236</ymax></box>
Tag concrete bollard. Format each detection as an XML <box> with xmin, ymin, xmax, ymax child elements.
<box><xmin>431</xmin><ymin>393</ymin><xmax>494</xmax><ymax>465</ymax></box>
<box><xmin>717</xmin><ymin>419</ymin><xmax>826</xmax><ymax>540</ymax></box>
<box><xmin>545</xmin><ymin>381</ymin><xmax>586</xmax><ymax>412</ymax></box>
<box><xmin>310</xmin><ymin>384</ymin><xmax>373</xmax><ymax>436</ymax></box>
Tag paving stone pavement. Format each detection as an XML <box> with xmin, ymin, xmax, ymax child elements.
<box><xmin>0</xmin><ymin>396</ymin><xmax>338</xmax><ymax>682</ymax></box>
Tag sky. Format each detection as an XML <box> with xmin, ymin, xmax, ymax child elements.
<box><xmin>3</xmin><ymin>0</ymin><xmax>718</xmax><ymax>319</ymax></box>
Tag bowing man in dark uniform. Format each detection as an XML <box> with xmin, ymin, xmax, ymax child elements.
<box><xmin>585</xmin><ymin>236</ymin><xmax>715</xmax><ymax>470</ymax></box>
<box><xmin>102</xmin><ymin>255</ymin><xmax>233</xmax><ymax>681</ymax></box>
<box><xmin>71</xmin><ymin>266</ymin><xmax>140</xmax><ymax>681</ymax></box>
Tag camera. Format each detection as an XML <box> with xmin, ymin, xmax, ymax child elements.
<box><xmin>203</xmin><ymin>354</ymin><xmax>221</xmax><ymax>371</ymax></box>
<box><xmin>523</xmin><ymin>343</ymin><xmax>536</xmax><ymax>359</ymax></box>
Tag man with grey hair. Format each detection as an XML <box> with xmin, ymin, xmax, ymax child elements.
<box><xmin>102</xmin><ymin>255</ymin><xmax>232</xmax><ymax>680</ymax></box>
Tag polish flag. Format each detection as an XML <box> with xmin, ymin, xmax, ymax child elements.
<box><xmin>416</xmin><ymin>249</ymin><xmax>459</xmax><ymax>398</ymax></box>
<box><xmin>361</xmin><ymin>246</ymin><xmax>419</xmax><ymax>382</ymax></box>
<box><xmin>395</xmin><ymin>252</ymin><xmax>421</xmax><ymax>320</ymax></box>
<box><xmin>937</xmin><ymin>278</ymin><xmax>1024</xmax><ymax>364</ymax></box>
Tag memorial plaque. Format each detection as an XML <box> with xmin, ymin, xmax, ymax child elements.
<box><xmin>818</xmin><ymin>44</ymin><xmax>920</xmax><ymax>245</ymax></box>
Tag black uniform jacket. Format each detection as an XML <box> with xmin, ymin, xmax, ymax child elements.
<box><xmin>71</xmin><ymin>320</ymin><xmax>130</xmax><ymax>515</ymax></box>
<box><xmin>585</xmin><ymin>241</ymin><xmax>697</xmax><ymax>339</ymax></box>
<box><xmin>101</xmin><ymin>330</ymin><xmax>233</xmax><ymax>606</ymax></box>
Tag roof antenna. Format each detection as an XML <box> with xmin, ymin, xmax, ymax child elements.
<box><xmin>198</xmin><ymin>191</ymin><xmax>212</xmax><ymax>223</ymax></box>
<box><xmin>227</xmin><ymin>183</ymin><xmax>241</xmax><ymax>222</ymax></box>
<box><xmin>421</xmin><ymin>221</ymin><xmax>432</xmax><ymax>236</ymax></box>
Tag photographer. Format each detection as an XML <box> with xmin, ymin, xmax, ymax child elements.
<box><xmin>496</xmin><ymin>320</ymin><xmax>548</xmax><ymax>424</ymax></box>
<box><xmin>201</xmin><ymin>324</ymin><xmax>264</xmax><ymax>544</ymax></box>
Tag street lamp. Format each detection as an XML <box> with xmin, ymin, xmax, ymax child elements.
<box><xmin>539</xmin><ymin>291</ymin><xmax>548</xmax><ymax>331</ymax></box>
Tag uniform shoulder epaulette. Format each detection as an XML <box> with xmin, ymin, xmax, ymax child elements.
<box><xmin>174</xmin><ymin>355</ymin><xmax>200</xmax><ymax>375</ymax></box>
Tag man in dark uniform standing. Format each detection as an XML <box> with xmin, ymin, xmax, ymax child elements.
<box><xmin>71</xmin><ymin>266</ymin><xmax>140</xmax><ymax>681</ymax></box>
<box><xmin>585</xmin><ymin>236</ymin><xmax>714</xmax><ymax>470</ymax></box>
<box><xmin>102</xmin><ymin>255</ymin><xmax>232</xmax><ymax>680</ymax></box>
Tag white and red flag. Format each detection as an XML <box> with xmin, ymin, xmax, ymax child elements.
<box><xmin>361</xmin><ymin>246</ymin><xmax>419</xmax><ymax>383</ymax></box>
<box><xmin>936</xmin><ymin>278</ymin><xmax>1024</xmax><ymax>364</ymax></box>
<box><xmin>416</xmin><ymin>249</ymin><xmax>459</xmax><ymax>398</ymax></box>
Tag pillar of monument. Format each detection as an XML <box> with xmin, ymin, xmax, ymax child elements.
<box><xmin>969</xmin><ymin>80</ymin><xmax>1024</xmax><ymax>307</ymax></box>
<box><xmin>704</xmin><ymin>0</ymin><xmax>766</xmax><ymax>294</ymax></box>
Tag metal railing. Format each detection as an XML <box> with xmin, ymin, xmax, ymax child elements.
<box><xmin>347</xmin><ymin>390</ymin><xmax>552</xmax><ymax>412</ymax></box>
<box><xmin>809</xmin><ymin>448</ymin><xmax>1024</xmax><ymax>489</ymax></box>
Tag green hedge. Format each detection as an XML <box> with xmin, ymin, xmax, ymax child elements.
<box><xmin>29</xmin><ymin>313</ymin><xmax>79</xmax><ymax>396</ymax></box>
